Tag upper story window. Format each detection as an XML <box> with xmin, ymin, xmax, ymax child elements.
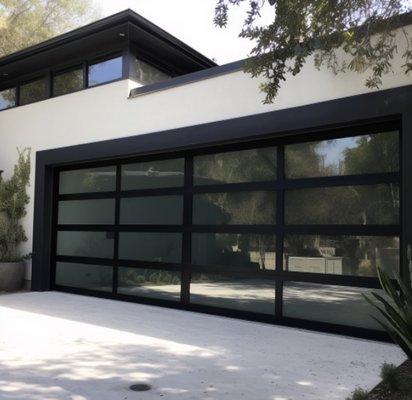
<box><xmin>0</xmin><ymin>88</ymin><xmax>16</xmax><ymax>110</ymax></box>
<box><xmin>20</xmin><ymin>77</ymin><xmax>48</xmax><ymax>106</ymax></box>
<box><xmin>135</xmin><ymin>59</ymin><xmax>171</xmax><ymax>85</ymax></box>
<box><xmin>53</xmin><ymin>67</ymin><xmax>84</xmax><ymax>97</ymax></box>
<box><xmin>88</xmin><ymin>56</ymin><xmax>123</xmax><ymax>87</ymax></box>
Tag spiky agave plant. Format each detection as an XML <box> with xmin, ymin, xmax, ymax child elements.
<box><xmin>364</xmin><ymin>267</ymin><xmax>412</xmax><ymax>359</ymax></box>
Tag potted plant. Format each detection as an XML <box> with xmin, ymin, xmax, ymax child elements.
<box><xmin>0</xmin><ymin>149</ymin><xmax>31</xmax><ymax>291</ymax></box>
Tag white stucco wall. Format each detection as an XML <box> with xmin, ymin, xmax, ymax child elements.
<box><xmin>0</xmin><ymin>24</ymin><xmax>411</xmax><ymax>278</ymax></box>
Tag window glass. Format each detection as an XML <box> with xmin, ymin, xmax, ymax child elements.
<box><xmin>285</xmin><ymin>131</ymin><xmax>399</xmax><ymax>178</ymax></box>
<box><xmin>121</xmin><ymin>158</ymin><xmax>184</xmax><ymax>190</ymax></box>
<box><xmin>284</xmin><ymin>235</ymin><xmax>399</xmax><ymax>276</ymax></box>
<box><xmin>194</xmin><ymin>147</ymin><xmax>277</xmax><ymax>185</ymax></box>
<box><xmin>88</xmin><ymin>56</ymin><xmax>122</xmax><ymax>87</ymax></box>
<box><xmin>0</xmin><ymin>88</ymin><xmax>16</xmax><ymax>110</ymax></box>
<box><xmin>119</xmin><ymin>232</ymin><xmax>182</xmax><ymax>263</ymax></box>
<box><xmin>58</xmin><ymin>199</ymin><xmax>115</xmax><ymax>225</ymax></box>
<box><xmin>193</xmin><ymin>191</ymin><xmax>276</xmax><ymax>225</ymax></box>
<box><xmin>20</xmin><ymin>78</ymin><xmax>48</xmax><ymax>105</ymax></box>
<box><xmin>55</xmin><ymin>262</ymin><xmax>112</xmax><ymax>292</ymax></box>
<box><xmin>190</xmin><ymin>273</ymin><xmax>276</xmax><ymax>314</ymax></box>
<box><xmin>285</xmin><ymin>184</ymin><xmax>399</xmax><ymax>225</ymax></box>
<box><xmin>120</xmin><ymin>196</ymin><xmax>183</xmax><ymax>225</ymax></box>
<box><xmin>135</xmin><ymin>59</ymin><xmax>170</xmax><ymax>85</ymax></box>
<box><xmin>283</xmin><ymin>282</ymin><xmax>384</xmax><ymax>330</ymax></box>
<box><xmin>59</xmin><ymin>166</ymin><xmax>116</xmax><ymax>194</ymax></box>
<box><xmin>53</xmin><ymin>68</ymin><xmax>83</xmax><ymax>96</ymax></box>
<box><xmin>57</xmin><ymin>231</ymin><xmax>114</xmax><ymax>259</ymax></box>
<box><xmin>118</xmin><ymin>267</ymin><xmax>180</xmax><ymax>301</ymax></box>
<box><xmin>192</xmin><ymin>233</ymin><xmax>276</xmax><ymax>270</ymax></box>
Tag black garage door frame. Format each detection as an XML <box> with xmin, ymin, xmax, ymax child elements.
<box><xmin>32</xmin><ymin>84</ymin><xmax>412</xmax><ymax>340</ymax></box>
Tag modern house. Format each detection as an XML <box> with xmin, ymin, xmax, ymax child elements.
<box><xmin>0</xmin><ymin>10</ymin><xmax>411</xmax><ymax>340</ymax></box>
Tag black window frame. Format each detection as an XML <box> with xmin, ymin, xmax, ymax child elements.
<box><xmin>0</xmin><ymin>86</ymin><xmax>17</xmax><ymax>111</ymax></box>
<box><xmin>87</xmin><ymin>52</ymin><xmax>124</xmax><ymax>88</ymax></box>
<box><xmin>52</xmin><ymin>64</ymin><xmax>85</xmax><ymax>98</ymax></box>
<box><xmin>49</xmin><ymin>119</ymin><xmax>402</xmax><ymax>340</ymax></box>
<box><xmin>18</xmin><ymin>75</ymin><xmax>49</xmax><ymax>106</ymax></box>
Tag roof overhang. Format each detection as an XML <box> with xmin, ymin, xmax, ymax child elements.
<box><xmin>0</xmin><ymin>9</ymin><xmax>217</xmax><ymax>85</ymax></box>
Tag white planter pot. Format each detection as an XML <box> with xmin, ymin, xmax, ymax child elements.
<box><xmin>0</xmin><ymin>262</ymin><xmax>25</xmax><ymax>291</ymax></box>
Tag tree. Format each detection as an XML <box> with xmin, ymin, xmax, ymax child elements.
<box><xmin>0</xmin><ymin>0</ymin><xmax>100</xmax><ymax>57</ymax></box>
<box><xmin>214</xmin><ymin>0</ymin><xmax>412</xmax><ymax>103</ymax></box>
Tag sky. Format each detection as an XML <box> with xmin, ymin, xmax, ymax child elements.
<box><xmin>96</xmin><ymin>0</ymin><xmax>274</xmax><ymax>65</ymax></box>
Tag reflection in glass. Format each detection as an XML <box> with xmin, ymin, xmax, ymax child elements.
<box><xmin>118</xmin><ymin>267</ymin><xmax>180</xmax><ymax>301</ymax></box>
<box><xmin>119</xmin><ymin>232</ymin><xmax>182</xmax><ymax>263</ymax></box>
<box><xmin>135</xmin><ymin>59</ymin><xmax>171</xmax><ymax>85</ymax></box>
<box><xmin>194</xmin><ymin>147</ymin><xmax>277</xmax><ymax>185</ymax></box>
<box><xmin>57</xmin><ymin>231</ymin><xmax>114</xmax><ymax>259</ymax></box>
<box><xmin>190</xmin><ymin>273</ymin><xmax>276</xmax><ymax>314</ymax></box>
<box><xmin>285</xmin><ymin>184</ymin><xmax>399</xmax><ymax>225</ymax></box>
<box><xmin>88</xmin><ymin>56</ymin><xmax>122</xmax><ymax>87</ymax></box>
<box><xmin>284</xmin><ymin>235</ymin><xmax>399</xmax><ymax>276</ymax></box>
<box><xmin>53</xmin><ymin>68</ymin><xmax>83</xmax><ymax>96</ymax></box>
<box><xmin>192</xmin><ymin>233</ymin><xmax>276</xmax><ymax>270</ymax></box>
<box><xmin>59</xmin><ymin>166</ymin><xmax>116</xmax><ymax>194</ymax></box>
<box><xmin>121</xmin><ymin>158</ymin><xmax>184</xmax><ymax>190</ymax></box>
<box><xmin>20</xmin><ymin>78</ymin><xmax>48</xmax><ymax>105</ymax></box>
<box><xmin>285</xmin><ymin>131</ymin><xmax>399</xmax><ymax>178</ymax></box>
<box><xmin>58</xmin><ymin>199</ymin><xmax>115</xmax><ymax>225</ymax></box>
<box><xmin>283</xmin><ymin>282</ymin><xmax>384</xmax><ymax>330</ymax></box>
<box><xmin>55</xmin><ymin>262</ymin><xmax>112</xmax><ymax>292</ymax></box>
<box><xmin>120</xmin><ymin>196</ymin><xmax>183</xmax><ymax>225</ymax></box>
<box><xmin>0</xmin><ymin>88</ymin><xmax>16</xmax><ymax>110</ymax></box>
<box><xmin>193</xmin><ymin>191</ymin><xmax>276</xmax><ymax>225</ymax></box>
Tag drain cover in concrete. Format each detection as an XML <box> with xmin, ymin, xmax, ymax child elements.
<box><xmin>129</xmin><ymin>383</ymin><xmax>152</xmax><ymax>392</ymax></box>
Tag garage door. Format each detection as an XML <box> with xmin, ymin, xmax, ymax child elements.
<box><xmin>51</xmin><ymin>124</ymin><xmax>401</xmax><ymax>338</ymax></box>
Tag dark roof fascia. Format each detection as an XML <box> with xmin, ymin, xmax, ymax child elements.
<box><xmin>0</xmin><ymin>9</ymin><xmax>217</xmax><ymax>69</ymax></box>
<box><xmin>129</xmin><ymin>59</ymin><xmax>245</xmax><ymax>98</ymax></box>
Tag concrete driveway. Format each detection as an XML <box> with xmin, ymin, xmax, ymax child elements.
<box><xmin>0</xmin><ymin>292</ymin><xmax>405</xmax><ymax>400</ymax></box>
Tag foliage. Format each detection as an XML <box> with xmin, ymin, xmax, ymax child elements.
<box><xmin>380</xmin><ymin>363</ymin><xmax>399</xmax><ymax>392</ymax></box>
<box><xmin>345</xmin><ymin>388</ymin><xmax>369</xmax><ymax>400</ymax></box>
<box><xmin>0</xmin><ymin>0</ymin><xmax>101</xmax><ymax>57</ymax></box>
<box><xmin>0</xmin><ymin>149</ymin><xmax>31</xmax><ymax>262</ymax></box>
<box><xmin>364</xmin><ymin>267</ymin><xmax>412</xmax><ymax>359</ymax></box>
<box><xmin>214</xmin><ymin>0</ymin><xmax>412</xmax><ymax>103</ymax></box>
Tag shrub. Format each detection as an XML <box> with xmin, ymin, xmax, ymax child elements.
<box><xmin>345</xmin><ymin>388</ymin><xmax>369</xmax><ymax>400</ymax></box>
<box><xmin>364</xmin><ymin>267</ymin><xmax>412</xmax><ymax>360</ymax></box>
<box><xmin>0</xmin><ymin>149</ymin><xmax>31</xmax><ymax>262</ymax></box>
<box><xmin>380</xmin><ymin>363</ymin><xmax>399</xmax><ymax>392</ymax></box>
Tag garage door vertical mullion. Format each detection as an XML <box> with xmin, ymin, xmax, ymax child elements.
<box><xmin>112</xmin><ymin>164</ymin><xmax>122</xmax><ymax>295</ymax></box>
<box><xmin>181</xmin><ymin>155</ymin><xmax>193</xmax><ymax>305</ymax></box>
<box><xmin>275</xmin><ymin>145</ymin><xmax>285</xmax><ymax>319</ymax></box>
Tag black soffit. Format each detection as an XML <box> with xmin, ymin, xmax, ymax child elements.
<box><xmin>0</xmin><ymin>9</ymin><xmax>217</xmax><ymax>85</ymax></box>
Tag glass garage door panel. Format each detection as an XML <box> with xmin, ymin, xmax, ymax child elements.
<box><xmin>55</xmin><ymin>262</ymin><xmax>113</xmax><ymax>292</ymax></box>
<box><xmin>57</xmin><ymin>231</ymin><xmax>114</xmax><ymax>259</ymax></box>
<box><xmin>285</xmin><ymin>131</ymin><xmax>399</xmax><ymax>179</ymax></box>
<box><xmin>59</xmin><ymin>166</ymin><xmax>116</xmax><ymax>194</ymax></box>
<box><xmin>121</xmin><ymin>158</ymin><xmax>184</xmax><ymax>190</ymax></box>
<box><xmin>282</xmin><ymin>282</ymin><xmax>383</xmax><ymax>330</ymax></box>
<box><xmin>58</xmin><ymin>199</ymin><xmax>115</xmax><ymax>225</ymax></box>
<box><xmin>194</xmin><ymin>147</ymin><xmax>277</xmax><ymax>185</ymax></box>
<box><xmin>193</xmin><ymin>191</ymin><xmax>276</xmax><ymax>225</ymax></box>
<box><xmin>285</xmin><ymin>184</ymin><xmax>399</xmax><ymax>225</ymax></box>
<box><xmin>119</xmin><ymin>232</ymin><xmax>182</xmax><ymax>263</ymax></box>
<box><xmin>118</xmin><ymin>267</ymin><xmax>181</xmax><ymax>301</ymax></box>
<box><xmin>192</xmin><ymin>233</ymin><xmax>276</xmax><ymax>271</ymax></box>
<box><xmin>190</xmin><ymin>273</ymin><xmax>276</xmax><ymax>315</ymax></box>
<box><xmin>120</xmin><ymin>196</ymin><xmax>183</xmax><ymax>225</ymax></box>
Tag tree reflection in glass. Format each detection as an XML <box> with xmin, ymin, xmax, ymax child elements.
<box><xmin>285</xmin><ymin>131</ymin><xmax>399</xmax><ymax>178</ymax></box>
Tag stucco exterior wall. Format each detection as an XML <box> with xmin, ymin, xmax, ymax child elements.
<box><xmin>0</xmin><ymin>24</ymin><xmax>411</xmax><ymax>278</ymax></box>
